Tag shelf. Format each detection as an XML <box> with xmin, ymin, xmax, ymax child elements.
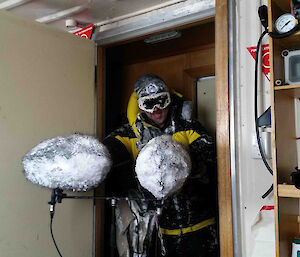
<box><xmin>275</xmin><ymin>31</ymin><xmax>300</xmax><ymax>49</ymax></box>
<box><xmin>269</xmin><ymin>1</ymin><xmax>300</xmax><ymax>255</ymax></box>
<box><xmin>275</xmin><ymin>84</ymin><xmax>300</xmax><ymax>98</ymax></box>
<box><xmin>278</xmin><ymin>184</ymin><xmax>300</xmax><ymax>198</ymax></box>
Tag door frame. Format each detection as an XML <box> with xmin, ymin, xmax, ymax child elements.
<box><xmin>215</xmin><ymin>1</ymin><xmax>234</xmax><ymax>257</ymax></box>
<box><xmin>95</xmin><ymin>0</ymin><xmax>233</xmax><ymax>256</ymax></box>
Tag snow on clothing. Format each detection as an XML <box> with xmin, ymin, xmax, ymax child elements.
<box><xmin>103</xmin><ymin>91</ymin><xmax>218</xmax><ymax>257</ymax></box>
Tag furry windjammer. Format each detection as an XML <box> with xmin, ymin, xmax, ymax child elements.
<box><xmin>22</xmin><ymin>134</ymin><xmax>112</xmax><ymax>191</ymax></box>
<box><xmin>135</xmin><ymin>135</ymin><xmax>191</xmax><ymax>200</ymax></box>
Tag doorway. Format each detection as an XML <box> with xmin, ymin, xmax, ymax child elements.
<box><xmin>101</xmin><ymin>20</ymin><xmax>217</xmax><ymax>257</ymax></box>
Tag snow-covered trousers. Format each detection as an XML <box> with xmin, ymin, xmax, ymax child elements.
<box><xmin>115</xmin><ymin>199</ymin><xmax>163</xmax><ymax>257</ymax></box>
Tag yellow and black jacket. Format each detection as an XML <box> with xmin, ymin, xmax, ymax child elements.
<box><xmin>103</xmin><ymin>92</ymin><xmax>217</xmax><ymax>235</ymax></box>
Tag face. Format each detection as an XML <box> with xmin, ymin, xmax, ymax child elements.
<box><xmin>145</xmin><ymin>107</ymin><xmax>169</xmax><ymax>128</ymax></box>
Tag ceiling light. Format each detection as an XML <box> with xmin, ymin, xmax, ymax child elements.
<box><xmin>0</xmin><ymin>0</ymin><xmax>33</xmax><ymax>10</ymax></box>
<box><xmin>144</xmin><ymin>30</ymin><xmax>181</xmax><ymax>44</ymax></box>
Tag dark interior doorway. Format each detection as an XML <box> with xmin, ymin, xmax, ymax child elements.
<box><xmin>102</xmin><ymin>20</ymin><xmax>217</xmax><ymax>257</ymax></box>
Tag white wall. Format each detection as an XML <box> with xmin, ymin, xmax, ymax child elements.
<box><xmin>235</xmin><ymin>0</ymin><xmax>275</xmax><ymax>256</ymax></box>
<box><xmin>0</xmin><ymin>10</ymin><xmax>95</xmax><ymax>257</ymax></box>
<box><xmin>197</xmin><ymin>77</ymin><xmax>216</xmax><ymax>136</ymax></box>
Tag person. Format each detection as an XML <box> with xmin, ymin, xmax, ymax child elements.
<box><xmin>103</xmin><ymin>74</ymin><xmax>219</xmax><ymax>257</ymax></box>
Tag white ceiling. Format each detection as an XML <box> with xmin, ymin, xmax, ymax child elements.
<box><xmin>0</xmin><ymin>0</ymin><xmax>173</xmax><ymax>32</ymax></box>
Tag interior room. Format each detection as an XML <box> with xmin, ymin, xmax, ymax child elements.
<box><xmin>4</xmin><ymin>0</ymin><xmax>299</xmax><ymax>256</ymax></box>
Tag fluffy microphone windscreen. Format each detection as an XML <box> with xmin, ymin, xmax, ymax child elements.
<box><xmin>22</xmin><ymin>134</ymin><xmax>112</xmax><ymax>191</ymax></box>
<box><xmin>135</xmin><ymin>135</ymin><xmax>191</xmax><ymax>200</ymax></box>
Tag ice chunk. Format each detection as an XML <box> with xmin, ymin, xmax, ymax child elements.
<box><xmin>135</xmin><ymin>135</ymin><xmax>191</xmax><ymax>199</ymax></box>
<box><xmin>22</xmin><ymin>134</ymin><xmax>112</xmax><ymax>191</ymax></box>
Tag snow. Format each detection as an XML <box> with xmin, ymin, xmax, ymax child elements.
<box><xmin>135</xmin><ymin>135</ymin><xmax>191</xmax><ymax>200</ymax></box>
<box><xmin>22</xmin><ymin>134</ymin><xmax>112</xmax><ymax>191</ymax></box>
<box><xmin>181</xmin><ymin>100</ymin><xmax>193</xmax><ymax>121</ymax></box>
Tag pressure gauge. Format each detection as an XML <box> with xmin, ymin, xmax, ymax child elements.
<box><xmin>275</xmin><ymin>13</ymin><xmax>297</xmax><ymax>33</ymax></box>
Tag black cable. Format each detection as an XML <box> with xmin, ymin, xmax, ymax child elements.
<box><xmin>269</xmin><ymin>24</ymin><xmax>300</xmax><ymax>39</ymax></box>
<box><xmin>261</xmin><ymin>184</ymin><xmax>274</xmax><ymax>199</ymax></box>
<box><xmin>255</xmin><ymin>30</ymin><xmax>272</xmax><ymax>175</ymax></box>
<box><xmin>50</xmin><ymin>216</ymin><xmax>63</xmax><ymax>257</ymax></box>
<box><xmin>254</xmin><ymin>29</ymin><xmax>274</xmax><ymax>199</ymax></box>
<box><xmin>48</xmin><ymin>190</ymin><xmax>158</xmax><ymax>257</ymax></box>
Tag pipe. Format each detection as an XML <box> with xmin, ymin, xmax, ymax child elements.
<box><xmin>228</xmin><ymin>0</ymin><xmax>242</xmax><ymax>256</ymax></box>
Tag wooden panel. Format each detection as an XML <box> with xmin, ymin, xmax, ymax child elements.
<box><xmin>273</xmin><ymin>41</ymin><xmax>285</xmax><ymax>84</ymax></box>
<box><xmin>278</xmin><ymin>198</ymin><xmax>300</xmax><ymax>257</ymax></box>
<box><xmin>120</xmin><ymin>47</ymin><xmax>215</xmax><ymax>111</ymax></box>
<box><xmin>277</xmin><ymin>31</ymin><xmax>300</xmax><ymax>49</ymax></box>
<box><xmin>278</xmin><ymin>184</ymin><xmax>300</xmax><ymax>198</ymax></box>
<box><xmin>273</xmin><ymin>0</ymin><xmax>292</xmax><ymax>14</ymax></box>
<box><xmin>215</xmin><ymin>0</ymin><xmax>234</xmax><ymax>257</ymax></box>
<box><xmin>268</xmin><ymin>1</ymin><xmax>281</xmax><ymax>255</ymax></box>
<box><xmin>275</xmin><ymin>84</ymin><xmax>300</xmax><ymax>98</ymax></box>
<box><xmin>274</xmin><ymin>92</ymin><xmax>297</xmax><ymax>183</ymax></box>
<box><xmin>121</xmin><ymin>54</ymin><xmax>186</xmax><ymax>108</ymax></box>
<box><xmin>269</xmin><ymin>0</ymin><xmax>300</xmax><ymax>255</ymax></box>
<box><xmin>117</xmin><ymin>22</ymin><xmax>215</xmax><ymax>66</ymax></box>
<box><xmin>189</xmin><ymin>47</ymin><xmax>215</xmax><ymax>67</ymax></box>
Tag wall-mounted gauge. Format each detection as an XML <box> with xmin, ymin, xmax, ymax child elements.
<box><xmin>275</xmin><ymin>13</ymin><xmax>297</xmax><ymax>33</ymax></box>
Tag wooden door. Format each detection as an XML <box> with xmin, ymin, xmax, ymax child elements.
<box><xmin>215</xmin><ymin>0</ymin><xmax>234</xmax><ymax>256</ymax></box>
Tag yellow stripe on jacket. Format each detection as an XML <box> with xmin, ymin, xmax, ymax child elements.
<box><xmin>115</xmin><ymin>135</ymin><xmax>139</xmax><ymax>160</ymax></box>
<box><xmin>115</xmin><ymin>129</ymin><xmax>201</xmax><ymax>161</ymax></box>
<box><xmin>172</xmin><ymin>130</ymin><xmax>201</xmax><ymax>149</ymax></box>
<box><xmin>160</xmin><ymin>218</ymin><xmax>215</xmax><ymax>236</ymax></box>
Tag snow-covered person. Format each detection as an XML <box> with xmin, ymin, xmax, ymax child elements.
<box><xmin>103</xmin><ymin>74</ymin><xmax>219</xmax><ymax>257</ymax></box>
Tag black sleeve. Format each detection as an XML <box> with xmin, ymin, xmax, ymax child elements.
<box><xmin>189</xmin><ymin>120</ymin><xmax>216</xmax><ymax>168</ymax></box>
<box><xmin>102</xmin><ymin>136</ymin><xmax>131</xmax><ymax>167</ymax></box>
<box><xmin>102</xmin><ymin>132</ymin><xmax>137</xmax><ymax>197</ymax></box>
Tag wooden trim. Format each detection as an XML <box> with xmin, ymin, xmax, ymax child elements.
<box><xmin>278</xmin><ymin>184</ymin><xmax>300</xmax><ymax>198</ymax></box>
<box><xmin>267</xmin><ymin>1</ymin><xmax>280</xmax><ymax>255</ymax></box>
<box><xmin>215</xmin><ymin>0</ymin><xmax>234</xmax><ymax>257</ymax></box>
<box><xmin>95</xmin><ymin>47</ymin><xmax>105</xmax><ymax>257</ymax></box>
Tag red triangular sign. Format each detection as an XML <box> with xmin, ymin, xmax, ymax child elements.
<box><xmin>247</xmin><ymin>44</ymin><xmax>270</xmax><ymax>81</ymax></box>
<box><xmin>73</xmin><ymin>24</ymin><xmax>94</xmax><ymax>39</ymax></box>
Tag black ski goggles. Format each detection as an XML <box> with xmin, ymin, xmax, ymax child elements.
<box><xmin>138</xmin><ymin>92</ymin><xmax>171</xmax><ymax>113</ymax></box>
